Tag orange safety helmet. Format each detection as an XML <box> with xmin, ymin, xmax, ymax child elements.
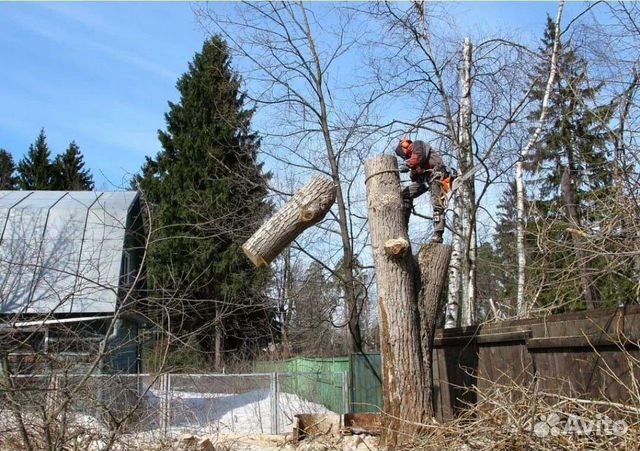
<box><xmin>400</xmin><ymin>139</ymin><xmax>413</xmax><ymax>150</ymax></box>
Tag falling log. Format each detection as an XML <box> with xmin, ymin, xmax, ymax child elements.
<box><xmin>242</xmin><ymin>176</ymin><xmax>336</xmax><ymax>267</ymax></box>
<box><xmin>364</xmin><ymin>154</ymin><xmax>430</xmax><ymax>446</ymax></box>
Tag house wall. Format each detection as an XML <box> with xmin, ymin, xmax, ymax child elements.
<box><xmin>104</xmin><ymin>318</ymin><xmax>140</xmax><ymax>374</ymax></box>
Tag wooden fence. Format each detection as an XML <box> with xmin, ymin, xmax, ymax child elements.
<box><xmin>432</xmin><ymin>305</ymin><xmax>640</xmax><ymax>420</ymax></box>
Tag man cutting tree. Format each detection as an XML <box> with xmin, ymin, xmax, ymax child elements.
<box><xmin>395</xmin><ymin>138</ymin><xmax>452</xmax><ymax>243</ymax></box>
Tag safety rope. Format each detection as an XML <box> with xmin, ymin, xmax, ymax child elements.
<box><xmin>364</xmin><ymin>169</ymin><xmax>400</xmax><ymax>185</ymax></box>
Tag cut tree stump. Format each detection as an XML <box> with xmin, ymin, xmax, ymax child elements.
<box><xmin>417</xmin><ymin>243</ymin><xmax>452</xmax><ymax>418</ymax></box>
<box><xmin>364</xmin><ymin>154</ymin><xmax>429</xmax><ymax>446</ymax></box>
<box><xmin>242</xmin><ymin>176</ymin><xmax>336</xmax><ymax>267</ymax></box>
<box><xmin>365</xmin><ymin>154</ymin><xmax>452</xmax><ymax>449</ymax></box>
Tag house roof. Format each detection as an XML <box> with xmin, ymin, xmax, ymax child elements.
<box><xmin>0</xmin><ymin>191</ymin><xmax>140</xmax><ymax>314</ymax></box>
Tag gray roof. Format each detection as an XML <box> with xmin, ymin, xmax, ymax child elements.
<box><xmin>0</xmin><ymin>191</ymin><xmax>139</xmax><ymax>314</ymax></box>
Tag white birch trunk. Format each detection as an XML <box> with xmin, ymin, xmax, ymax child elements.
<box><xmin>459</xmin><ymin>37</ymin><xmax>476</xmax><ymax>326</ymax></box>
<box><xmin>516</xmin><ymin>1</ymin><xmax>564</xmax><ymax>317</ymax></box>
<box><xmin>446</xmin><ymin>194</ymin><xmax>462</xmax><ymax>328</ymax></box>
<box><xmin>515</xmin><ymin>159</ymin><xmax>527</xmax><ymax>316</ymax></box>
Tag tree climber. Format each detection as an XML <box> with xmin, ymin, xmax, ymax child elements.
<box><xmin>395</xmin><ymin>138</ymin><xmax>451</xmax><ymax>243</ymax></box>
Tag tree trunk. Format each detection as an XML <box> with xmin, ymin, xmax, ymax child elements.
<box><xmin>214</xmin><ymin>325</ymin><xmax>223</xmax><ymax>371</ymax></box>
<box><xmin>416</xmin><ymin>243</ymin><xmax>452</xmax><ymax>414</ymax></box>
<box><xmin>242</xmin><ymin>176</ymin><xmax>336</xmax><ymax>267</ymax></box>
<box><xmin>561</xmin><ymin>167</ymin><xmax>597</xmax><ymax>309</ymax></box>
<box><xmin>515</xmin><ymin>160</ymin><xmax>527</xmax><ymax>316</ymax></box>
<box><xmin>446</xmin><ymin>194</ymin><xmax>462</xmax><ymax>328</ymax></box>
<box><xmin>365</xmin><ymin>155</ymin><xmax>427</xmax><ymax>444</ymax></box>
<box><xmin>365</xmin><ymin>155</ymin><xmax>451</xmax><ymax>448</ymax></box>
<box><xmin>516</xmin><ymin>1</ymin><xmax>564</xmax><ymax>317</ymax></box>
<box><xmin>460</xmin><ymin>37</ymin><xmax>476</xmax><ymax>326</ymax></box>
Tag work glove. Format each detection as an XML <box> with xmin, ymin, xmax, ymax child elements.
<box><xmin>398</xmin><ymin>164</ymin><xmax>410</xmax><ymax>173</ymax></box>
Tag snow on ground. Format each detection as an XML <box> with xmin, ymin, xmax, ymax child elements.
<box><xmin>1</xmin><ymin>388</ymin><xmax>335</xmax><ymax>448</ymax></box>
<box><xmin>166</xmin><ymin>388</ymin><xmax>334</xmax><ymax>434</ymax></box>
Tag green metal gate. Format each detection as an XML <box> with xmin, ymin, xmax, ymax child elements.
<box><xmin>253</xmin><ymin>354</ymin><xmax>382</xmax><ymax>413</ymax></box>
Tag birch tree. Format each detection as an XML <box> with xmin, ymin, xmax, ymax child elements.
<box><xmin>370</xmin><ymin>2</ymin><xmax>541</xmax><ymax>325</ymax></box>
<box><xmin>515</xmin><ymin>1</ymin><xmax>565</xmax><ymax>317</ymax></box>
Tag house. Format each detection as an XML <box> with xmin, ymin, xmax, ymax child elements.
<box><xmin>0</xmin><ymin>191</ymin><xmax>146</xmax><ymax>375</ymax></box>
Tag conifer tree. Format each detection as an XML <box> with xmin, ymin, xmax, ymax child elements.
<box><xmin>0</xmin><ymin>149</ymin><xmax>17</xmax><ymax>190</ymax></box>
<box><xmin>134</xmin><ymin>36</ymin><xmax>273</xmax><ymax>365</ymax></box>
<box><xmin>526</xmin><ymin>16</ymin><xmax>616</xmax><ymax>310</ymax></box>
<box><xmin>52</xmin><ymin>141</ymin><xmax>94</xmax><ymax>190</ymax></box>
<box><xmin>18</xmin><ymin>129</ymin><xmax>54</xmax><ymax>190</ymax></box>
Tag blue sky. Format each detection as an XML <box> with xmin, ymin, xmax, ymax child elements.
<box><xmin>0</xmin><ymin>1</ymin><xmax>587</xmax><ymax>190</ymax></box>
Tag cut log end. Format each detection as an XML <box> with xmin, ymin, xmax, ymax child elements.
<box><xmin>300</xmin><ymin>208</ymin><xmax>317</xmax><ymax>223</ymax></box>
<box><xmin>241</xmin><ymin>244</ymin><xmax>267</xmax><ymax>268</ymax></box>
<box><xmin>383</xmin><ymin>238</ymin><xmax>409</xmax><ymax>257</ymax></box>
<box><xmin>241</xmin><ymin>176</ymin><xmax>336</xmax><ymax>268</ymax></box>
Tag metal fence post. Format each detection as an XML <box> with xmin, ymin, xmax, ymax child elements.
<box><xmin>342</xmin><ymin>370</ymin><xmax>350</xmax><ymax>414</ymax></box>
<box><xmin>159</xmin><ymin>373</ymin><xmax>170</xmax><ymax>436</ymax></box>
<box><xmin>166</xmin><ymin>373</ymin><xmax>171</xmax><ymax>435</ymax></box>
<box><xmin>270</xmin><ymin>372</ymin><xmax>279</xmax><ymax>434</ymax></box>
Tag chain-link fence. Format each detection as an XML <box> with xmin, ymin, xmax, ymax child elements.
<box><xmin>0</xmin><ymin>371</ymin><xmax>348</xmax><ymax>437</ymax></box>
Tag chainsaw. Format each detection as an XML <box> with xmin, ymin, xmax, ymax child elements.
<box><xmin>440</xmin><ymin>164</ymin><xmax>484</xmax><ymax>206</ymax></box>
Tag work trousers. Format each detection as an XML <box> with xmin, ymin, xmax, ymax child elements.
<box><xmin>401</xmin><ymin>170</ymin><xmax>446</xmax><ymax>233</ymax></box>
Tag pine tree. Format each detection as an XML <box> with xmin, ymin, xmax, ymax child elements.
<box><xmin>133</xmin><ymin>36</ymin><xmax>273</xmax><ymax>366</ymax></box>
<box><xmin>0</xmin><ymin>149</ymin><xmax>17</xmax><ymax>189</ymax></box>
<box><xmin>18</xmin><ymin>129</ymin><xmax>55</xmax><ymax>190</ymax></box>
<box><xmin>52</xmin><ymin>141</ymin><xmax>94</xmax><ymax>190</ymax></box>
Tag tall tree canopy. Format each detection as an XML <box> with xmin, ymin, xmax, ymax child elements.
<box><xmin>134</xmin><ymin>36</ymin><xmax>273</xmax><ymax>366</ymax></box>
<box><xmin>52</xmin><ymin>141</ymin><xmax>94</xmax><ymax>190</ymax></box>
<box><xmin>523</xmin><ymin>16</ymin><xmax>627</xmax><ymax>311</ymax></box>
<box><xmin>0</xmin><ymin>149</ymin><xmax>17</xmax><ymax>190</ymax></box>
<box><xmin>18</xmin><ymin>129</ymin><xmax>54</xmax><ymax>190</ymax></box>
<box><xmin>15</xmin><ymin>130</ymin><xmax>94</xmax><ymax>191</ymax></box>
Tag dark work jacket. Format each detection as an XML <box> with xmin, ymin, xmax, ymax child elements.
<box><xmin>395</xmin><ymin>140</ymin><xmax>445</xmax><ymax>182</ymax></box>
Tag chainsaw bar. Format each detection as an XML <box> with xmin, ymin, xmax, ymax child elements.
<box><xmin>444</xmin><ymin>164</ymin><xmax>484</xmax><ymax>207</ymax></box>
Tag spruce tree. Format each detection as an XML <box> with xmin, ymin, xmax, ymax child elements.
<box><xmin>526</xmin><ymin>16</ymin><xmax>613</xmax><ymax>199</ymax></box>
<box><xmin>134</xmin><ymin>36</ymin><xmax>273</xmax><ymax>366</ymax></box>
<box><xmin>491</xmin><ymin>182</ymin><xmax>520</xmax><ymax>312</ymax></box>
<box><xmin>18</xmin><ymin>129</ymin><xmax>55</xmax><ymax>190</ymax></box>
<box><xmin>52</xmin><ymin>141</ymin><xmax>94</xmax><ymax>190</ymax></box>
<box><xmin>525</xmin><ymin>16</ymin><xmax>617</xmax><ymax>310</ymax></box>
<box><xmin>0</xmin><ymin>149</ymin><xmax>17</xmax><ymax>189</ymax></box>
<box><xmin>290</xmin><ymin>262</ymin><xmax>343</xmax><ymax>356</ymax></box>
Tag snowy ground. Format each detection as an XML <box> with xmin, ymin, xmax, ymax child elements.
<box><xmin>0</xmin><ymin>388</ymin><xmax>337</xmax><ymax>450</ymax></box>
<box><xmin>165</xmin><ymin>388</ymin><xmax>334</xmax><ymax>434</ymax></box>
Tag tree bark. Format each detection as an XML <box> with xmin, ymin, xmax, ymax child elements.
<box><xmin>417</xmin><ymin>244</ymin><xmax>452</xmax><ymax>414</ymax></box>
<box><xmin>365</xmin><ymin>155</ymin><xmax>427</xmax><ymax>445</ymax></box>
<box><xmin>365</xmin><ymin>155</ymin><xmax>450</xmax><ymax>448</ymax></box>
<box><xmin>242</xmin><ymin>176</ymin><xmax>336</xmax><ymax>267</ymax></box>
<box><xmin>447</xmin><ymin>191</ymin><xmax>462</xmax><ymax>328</ymax></box>
<box><xmin>458</xmin><ymin>37</ymin><xmax>476</xmax><ymax>326</ymax></box>
<box><xmin>214</xmin><ymin>324</ymin><xmax>223</xmax><ymax>371</ymax></box>
<box><xmin>516</xmin><ymin>1</ymin><xmax>565</xmax><ymax>317</ymax></box>
<box><xmin>561</xmin><ymin>167</ymin><xmax>597</xmax><ymax>309</ymax></box>
<box><xmin>515</xmin><ymin>159</ymin><xmax>527</xmax><ymax>315</ymax></box>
